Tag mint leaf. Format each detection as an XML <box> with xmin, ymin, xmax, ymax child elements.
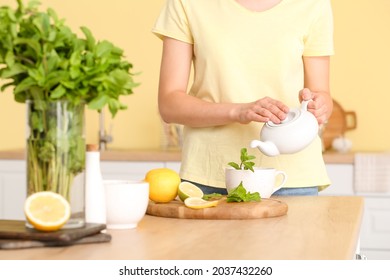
<box><xmin>203</xmin><ymin>193</ymin><xmax>222</xmax><ymax>201</ymax></box>
<box><xmin>228</xmin><ymin>162</ymin><xmax>240</xmax><ymax>170</ymax></box>
<box><xmin>228</xmin><ymin>148</ymin><xmax>256</xmax><ymax>172</ymax></box>
<box><xmin>226</xmin><ymin>182</ymin><xmax>261</xmax><ymax>202</ymax></box>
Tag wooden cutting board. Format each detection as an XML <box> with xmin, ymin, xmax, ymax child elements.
<box><xmin>0</xmin><ymin>233</ymin><xmax>111</xmax><ymax>250</ymax></box>
<box><xmin>322</xmin><ymin>99</ymin><xmax>357</xmax><ymax>150</ymax></box>
<box><xmin>0</xmin><ymin>220</ymin><xmax>106</xmax><ymax>242</ymax></box>
<box><xmin>147</xmin><ymin>197</ymin><xmax>288</xmax><ymax>220</ymax></box>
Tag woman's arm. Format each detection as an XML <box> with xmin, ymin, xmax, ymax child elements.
<box><xmin>158</xmin><ymin>37</ymin><xmax>289</xmax><ymax>127</ymax></box>
<box><xmin>300</xmin><ymin>56</ymin><xmax>333</xmax><ymax>125</ymax></box>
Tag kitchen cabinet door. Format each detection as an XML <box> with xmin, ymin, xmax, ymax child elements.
<box><xmin>100</xmin><ymin>161</ymin><xmax>165</xmax><ymax>181</ymax></box>
<box><xmin>359</xmin><ymin>196</ymin><xmax>390</xmax><ymax>259</ymax></box>
<box><xmin>0</xmin><ymin>160</ymin><xmax>26</xmax><ymax>220</ymax></box>
<box><xmin>320</xmin><ymin>164</ymin><xmax>354</xmax><ymax>195</ymax></box>
<box><xmin>165</xmin><ymin>161</ymin><xmax>181</xmax><ymax>173</ymax></box>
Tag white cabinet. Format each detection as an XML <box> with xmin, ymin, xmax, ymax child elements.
<box><xmin>321</xmin><ymin>163</ymin><xmax>390</xmax><ymax>260</ymax></box>
<box><xmin>358</xmin><ymin>195</ymin><xmax>390</xmax><ymax>260</ymax></box>
<box><xmin>100</xmin><ymin>161</ymin><xmax>165</xmax><ymax>181</ymax></box>
<box><xmin>0</xmin><ymin>160</ymin><xmax>26</xmax><ymax>220</ymax></box>
<box><xmin>321</xmin><ymin>164</ymin><xmax>354</xmax><ymax>195</ymax></box>
<box><xmin>165</xmin><ymin>161</ymin><xmax>181</xmax><ymax>173</ymax></box>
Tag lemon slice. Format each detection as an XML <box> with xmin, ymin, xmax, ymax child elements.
<box><xmin>178</xmin><ymin>181</ymin><xmax>204</xmax><ymax>202</ymax></box>
<box><xmin>184</xmin><ymin>197</ymin><xmax>219</xmax><ymax>209</ymax></box>
<box><xmin>24</xmin><ymin>191</ymin><xmax>71</xmax><ymax>232</ymax></box>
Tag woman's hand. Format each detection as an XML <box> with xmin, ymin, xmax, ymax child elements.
<box><xmin>301</xmin><ymin>56</ymin><xmax>333</xmax><ymax>125</ymax></box>
<box><xmin>233</xmin><ymin>97</ymin><xmax>290</xmax><ymax>124</ymax></box>
<box><xmin>299</xmin><ymin>88</ymin><xmax>333</xmax><ymax>125</ymax></box>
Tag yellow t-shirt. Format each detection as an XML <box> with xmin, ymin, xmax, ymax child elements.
<box><xmin>152</xmin><ymin>0</ymin><xmax>334</xmax><ymax>189</ymax></box>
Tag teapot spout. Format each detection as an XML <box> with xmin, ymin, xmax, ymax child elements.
<box><xmin>250</xmin><ymin>140</ymin><xmax>280</xmax><ymax>157</ymax></box>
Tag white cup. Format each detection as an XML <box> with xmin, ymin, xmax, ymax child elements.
<box><xmin>104</xmin><ymin>180</ymin><xmax>149</xmax><ymax>229</ymax></box>
<box><xmin>225</xmin><ymin>167</ymin><xmax>287</xmax><ymax>198</ymax></box>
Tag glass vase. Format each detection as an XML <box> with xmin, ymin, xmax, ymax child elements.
<box><xmin>26</xmin><ymin>100</ymin><xmax>86</xmax><ymax>229</ymax></box>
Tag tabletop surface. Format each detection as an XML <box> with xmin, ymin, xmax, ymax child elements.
<box><xmin>0</xmin><ymin>196</ymin><xmax>364</xmax><ymax>260</ymax></box>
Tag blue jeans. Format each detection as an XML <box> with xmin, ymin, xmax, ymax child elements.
<box><xmin>181</xmin><ymin>179</ymin><xmax>318</xmax><ymax>196</ymax></box>
<box><xmin>181</xmin><ymin>179</ymin><xmax>228</xmax><ymax>195</ymax></box>
<box><xmin>272</xmin><ymin>186</ymin><xmax>318</xmax><ymax>196</ymax></box>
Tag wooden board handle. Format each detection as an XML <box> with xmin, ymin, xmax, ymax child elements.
<box><xmin>345</xmin><ymin>111</ymin><xmax>357</xmax><ymax>130</ymax></box>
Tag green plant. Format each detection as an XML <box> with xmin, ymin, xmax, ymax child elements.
<box><xmin>228</xmin><ymin>148</ymin><xmax>256</xmax><ymax>172</ymax></box>
<box><xmin>226</xmin><ymin>182</ymin><xmax>261</xmax><ymax>202</ymax></box>
<box><xmin>0</xmin><ymin>0</ymin><xmax>139</xmax><ymax>199</ymax></box>
<box><xmin>0</xmin><ymin>0</ymin><xmax>138</xmax><ymax>115</ymax></box>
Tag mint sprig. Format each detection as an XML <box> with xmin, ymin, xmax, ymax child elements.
<box><xmin>228</xmin><ymin>148</ymin><xmax>256</xmax><ymax>172</ymax></box>
<box><xmin>226</xmin><ymin>182</ymin><xmax>261</xmax><ymax>202</ymax></box>
<box><xmin>202</xmin><ymin>193</ymin><xmax>223</xmax><ymax>201</ymax></box>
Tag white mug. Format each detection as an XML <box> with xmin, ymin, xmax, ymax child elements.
<box><xmin>225</xmin><ymin>167</ymin><xmax>287</xmax><ymax>198</ymax></box>
<box><xmin>104</xmin><ymin>180</ymin><xmax>149</xmax><ymax>229</ymax></box>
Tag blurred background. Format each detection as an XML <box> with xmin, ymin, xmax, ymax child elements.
<box><xmin>0</xmin><ymin>0</ymin><xmax>389</xmax><ymax>152</ymax></box>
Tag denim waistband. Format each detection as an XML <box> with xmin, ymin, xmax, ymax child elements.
<box><xmin>181</xmin><ymin>179</ymin><xmax>318</xmax><ymax>196</ymax></box>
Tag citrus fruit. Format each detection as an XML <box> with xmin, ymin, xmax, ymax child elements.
<box><xmin>145</xmin><ymin>168</ymin><xmax>181</xmax><ymax>203</ymax></box>
<box><xmin>178</xmin><ymin>181</ymin><xmax>204</xmax><ymax>202</ymax></box>
<box><xmin>184</xmin><ymin>197</ymin><xmax>219</xmax><ymax>209</ymax></box>
<box><xmin>24</xmin><ymin>191</ymin><xmax>71</xmax><ymax>232</ymax></box>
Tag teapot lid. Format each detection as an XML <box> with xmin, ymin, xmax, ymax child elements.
<box><xmin>266</xmin><ymin>108</ymin><xmax>301</xmax><ymax>128</ymax></box>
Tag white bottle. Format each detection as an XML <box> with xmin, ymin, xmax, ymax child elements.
<box><xmin>85</xmin><ymin>144</ymin><xmax>106</xmax><ymax>224</ymax></box>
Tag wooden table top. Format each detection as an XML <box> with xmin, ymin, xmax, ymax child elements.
<box><xmin>0</xmin><ymin>196</ymin><xmax>364</xmax><ymax>260</ymax></box>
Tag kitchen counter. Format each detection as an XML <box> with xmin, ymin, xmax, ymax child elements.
<box><xmin>0</xmin><ymin>149</ymin><xmax>354</xmax><ymax>164</ymax></box>
<box><xmin>0</xmin><ymin>196</ymin><xmax>364</xmax><ymax>260</ymax></box>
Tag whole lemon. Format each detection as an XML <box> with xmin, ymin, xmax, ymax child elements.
<box><xmin>145</xmin><ymin>168</ymin><xmax>181</xmax><ymax>203</ymax></box>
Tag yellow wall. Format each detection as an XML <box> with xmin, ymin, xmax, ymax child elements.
<box><xmin>0</xmin><ymin>0</ymin><xmax>166</xmax><ymax>150</ymax></box>
<box><xmin>1</xmin><ymin>0</ymin><xmax>390</xmax><ymax>152</ymax></box>
<box><xmin>330</xmin><ymin>0</ymin><xmax>390</xmax><ymax>152</ymax></box>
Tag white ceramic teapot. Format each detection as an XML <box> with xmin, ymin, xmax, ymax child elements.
<box><xmin>250</xmin><ymin>100</ymin><xmax>319</xmax><ymax>157</ymax></box>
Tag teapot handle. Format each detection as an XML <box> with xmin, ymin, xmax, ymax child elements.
<box><xmin>301</xmin><ymin>99</ymin><xmax>313</xmax><ymax>111</ymax></box>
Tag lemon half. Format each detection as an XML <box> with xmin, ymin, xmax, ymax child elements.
<box><xmin>178</xmin><ymin>181</ymin><xmax>204</xmax><ymax>202</ymax></box>
<box><xmin>24</xmin><ymin>191</ymin><xmax>71</xmax><ymax>232</ymax></box>
<box><xmin>184</xmin><ymin>197</ymin><xmax>219</xmax><ymax>209</ymax></box>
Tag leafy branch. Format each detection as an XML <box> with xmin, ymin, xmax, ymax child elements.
<box><xmin>226</xmin><ymin>182</ymin><xmax>261</xmax><ymax>202</ymax></box>
<box><xmin>228</xmin><ymin>148</ymin><xmax>256</xmax><ymax>172</ymax></box>
<box><xmin>0</xmin><ymin>0</ymin><xmax>139</xmax><ymax>203</ymax></box>
<box><xmin>0</xmin><ymin>0</ymin><xmax>139</xmax><ymax>117</ymax></box>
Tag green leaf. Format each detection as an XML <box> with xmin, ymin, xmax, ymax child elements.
<box><xmin>203</xmin><ymin>193</ymin><xmax>222</xmax><ymax>201</ymax></box>
<box><xmin>47</xmin><ymin>7</ymin><xmax>63</xmax><ymax>26</ymax></box>
<box><xmin>226</xmin><ymin>182</ymin><xmax>261</xmax><ymax>203</ymax></box>
<box><xmin>50</xmin><ymin>84</ymin><xmax>66</xmax><ymax>99</ymax></box>
<box><xmin>14</xmin><ymin>38</ymin><xmax>41</xmax><ymax>56</ymax></box>
<box><xmin>228</xmin><ymin>162</ymin><xmax>240</xmax><ymax>170</ymax></box>
<box><xmin>0</xmin><ymin>63</ymin><xmax>25</xmax><ymax>79</ymax></box>
<box><xmin>46</xmin><ymin>50</ymin><xmax>60</xmax><ymax>72</ymax></box>
<box><xmin>80</xmin><ymin>26</ymin><xmax>95</xmax><ymax>51</ymax></box>
<box><xmin>243</xmin><ymin>161</ymin><xmax>255</xmax><ymax>172</ymax></box>
<box><xmin>32</xmin><ymin>13</ymin><xmax>50</xmax><ymax>38</ymax></box>
<box><xmin>88</xmin><ymin>94</ymin><xmax>109</xmax><ymax>111</ymax></box>
<box><xmin>228</xmin><ymin>147</ymin><xmax>256</xmax><ymax>171</ymax></box>
<box><xmin>14</xmin><ymin>77</ymin><xmax>37</xmax><ymax>94</ymax></box>
<box><xmin>60</xmin><ymin>80</ymin><xmax>76</xmax><ymax>90</ymax></box>
<box><xmin>6</xmin><ymin>6</ymin><xmax>17</xmax><ymax>22</ymax></box>
<box><xmin>0</xmin><ymin>81</ymin><xmax>15</xmax><ymax>92</ymax></box>
<box><xmin>95</xmin><ymin>40</ymin><xmax>113</xmax><ymax>58</ymax></box>
<box><xmin>246</xmin><ymin>155</ymin><xmax>256</xmax><ymax>161</ymax></box>
<box><xmin>5</xmin><ymin>50</ymin><xmax>15</xmax><ymax>67</ymax></box>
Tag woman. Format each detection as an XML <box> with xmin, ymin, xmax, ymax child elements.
<box><xmin>153</xmin><ymin>0</ymin><xmax>334</xmax><ymax>195</ymax></box>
